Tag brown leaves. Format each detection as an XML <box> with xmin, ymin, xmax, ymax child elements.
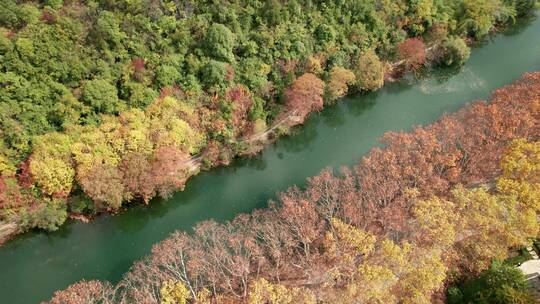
<box><xmin>78</xmin><ymin>163</ymin><xmax>125</xmax><ymax>210</ymax></box>
<box><xmin>397</xmin><ymin>38</ymin><xmax>426</xmax><ymax>72</ymax></box>
<box><xmin>51</xmin><ymin>72</ymin><xmax>540</xmax><ymax>303</ymax></box>
<box><xmin>227</xmin><ymin>85</ymin><xmax>254</xmax><ymax>138</ymax></box>
<box><xmin>284</xmin><ymin>73</ymin><xmax>325</xmax><ymax>123</ymax></box>
<box><xmin>47</xmin><ymin>280</ymin><xmax>114</xmax><ymax>304</ymax></box>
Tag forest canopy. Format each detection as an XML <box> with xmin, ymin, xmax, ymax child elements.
<box><xmin>47</xmin><ymin>71</ymin><xmax>540</xmax><ymax>304</ymax></box>
<box><xmin>0</xmin><ymin>0</ymin><xmax>537</xmax><ymax>236</ymax></box>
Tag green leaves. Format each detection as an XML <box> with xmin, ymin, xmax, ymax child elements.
<box><xmin>80</xmin><ymin>79</ymin><xmax>119</xmax><ymax>114</ymax></box>
<box><xmin>202</xmin><ymin>24</ymin><xmax>236</xmax><ymax>63</ymax></box>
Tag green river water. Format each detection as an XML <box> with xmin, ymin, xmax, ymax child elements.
<box><xmin>1</xmin><ymin>16</ymin><xmax>540</xmax><ymax>304</ymax></box>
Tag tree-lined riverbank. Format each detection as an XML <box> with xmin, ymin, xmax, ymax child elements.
<box><xmin>1</xmin><ymin>13</ymin><xmax>540</xmax><ymax>303</ymax></box>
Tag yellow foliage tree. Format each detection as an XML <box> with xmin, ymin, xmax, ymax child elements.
<box><xmin>351</xmin><ymin>264</ymin><xmax>397</xmax><ymax>303</ymax></box>
<box><xmin>30</xmin><ymin>157</ymin><xmax>75</xmax><ymax>196</ymax></box>
<box><xmin>30</xmin><ymin>132</ymin><xmax>75</xmax><ymax>196</ymax></box>
<box><xmin>147</xmin><ymin>97</ymin><xmax>205</xmax><ymax>154</ymax></box>
<box><xmin>118</xmin><ymin>109</ymin><xmax>152</xmax><ymax>155</ymax></box>
<box><xmin>248</xmin><ymin>278</ymin><xmax>316</xmax><ymax>304</ymax></box>
<box><xmin>452</xmin><ymin>185</ymin><xmax>515</xmax><ymax>273</ymax></box>
<box><xmin>412</xmin><ymin>196</ymin><xmax>457</xmax><ymax>248</ymax></box>
<box><xmin>354</xmin><ymin>49</ymin><xmax>385</xmax><ymax>91</ymax></box>
<box><xmin>160</xmin><ymin>280</ymin><xmax>191</xmax><ymax>304</ymax></box>
<box><xmin>498</xmin><ymin>139</ymin><xmax>540</xmax><ymax>210</ymax></box>
<box><xmin>396</xmin><ymin>250</ymin><xmax>447</xmax><ymax>304</ymax></box>
<box><xmin>326</xmin><ymin>67</ymin><xmax>356</xmax><ymax>102</ymax></box>
<box><xmin>324</xmin><ymin>218</ymin><xmax>377</xmax><ymax>282</ymax></box>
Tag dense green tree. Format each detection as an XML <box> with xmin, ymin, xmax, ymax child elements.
<box><xmin>200</xmin><ymin>60</ymin><xmax>230</xmax><ymax>89</ymax></box>
<box><xmin>80</xmin><ymin>79</ymin><xmax>120</xmax><ymax>114</ymax></box>
<box><xmin>203</xmin><ymin>23</ymin><xmax>236</xmax><ymax>63</ymax></box>
<box><xmin>155</xmin><ymin>65</ymin><xmax>181</xmax><ymax>88</ymax></box>
<box><xmin>449</xmin><ymin>262</ymin><xmax>535</xmax><ymax>304</ymax></box>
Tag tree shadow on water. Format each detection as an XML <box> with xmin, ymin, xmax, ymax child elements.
<box><xmin>320</xmin><ymin>102</ymin><xmax>346</xmax><ymax>128</ymax></box>
<box><xmin>428</xmin><ymin>64</ymin><xmax>464</xmax><ymax>84</ymax></box>
<box><xmin>234</xmin><ymin>153</ymin><xmax>268</xmax><ymax>171</ymax></box>
<box><xmin>114</xmin><ymin>176</ymin><xmax>204</xmax><ymax>233</ymax></box>
<box><xmin>343</xmin><ymin>90</ymin><xmax>378</xmax><ymax>117</ymax></box>
<box><xmin>501</xmin><ymin>13</ymin><xmax>538</xmax><ymax>37</ymax></box>
<box><xmin>272</xmin><ymin>119</ymin><xmax>318</xmax><ymax>154</ymax></box>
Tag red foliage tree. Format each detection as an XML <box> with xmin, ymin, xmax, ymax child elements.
<box><xmin>17</xmin><ymin>158</ymin><xmax>34</xmax><ymax>188</ymax></box>
<box><xmin>284</xmin><ymin>73</ymin><xmax>325</xmax><ymax>123</ymax></box>
<box><xmin>0</xmin><ymin>176</ymin><xmax>27</xmax><ymax>210</ymax></box>
<box><xmin>131</xmin><ymin>57</ymin><xmax>146</xmax><ymax>82</ymax></box>
<box><xmin>151</xmin><ymin>146</ymin><xmax>190</xmax><ymax>199</ymax></box>
<box><xmin>78</xmin><ymin>164</ymin><xmax>125</xmax><ymax>211</ymax></box>
<box><xmin>397</xmin><ymin>38</ymin><xmax>426</xmax><ymax>72</ymax></box>
<box><xmin>40</xmin><ymin>10</ymin><xmax>57</xmax><ymax>24</ymax></box>
<box><xmin>120</xmin><ymin>153</ymin><xmax>155</xmax><ymax>203</ymax></box>
<box><xmin>227</xmin><ymin>85</ymin><xmax>254</xmax><ymax>137</ymax></box>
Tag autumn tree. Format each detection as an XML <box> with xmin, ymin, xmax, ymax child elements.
<box><xmin>47</xmin><ymin>72</ymin><xmax>540</xmax><ymax>303</ymax></box>
<box><xmin>160</xmin><ymin>281</ymin><xmax>191</xmax><ymax>304</ymax></box>
<box><xmin>452</xmin><ymin>186</ymin><xmax>519</xmax><ymax>274</ymax></box>
<box><xmin>29</xmin><ymin>132</ymin><xmax>74</xmax><ymax>197</ymax></box>
<box><xmin>284</xmin><ymin>73</ymin><xmax>325</xmax><ymax>123</ymax></box>
<box><xmin>397</xmin><ymin>38</ymin><xmax>426</xmax><ymax>72</ymax></box>
<box><xmin>326</xmin><ymin>67</ymin><xmax>356</xmax><ymax>102</ymax></box>
<box><xmin>151</xmin><ymin>146</ymin><xmax>191</xmax><ymax>199</ymax></box>
<box><xmin>497</xmin><ymin>139</ymin><xmax>540</xmax><ymax>210</ymax></box>
<box><xmin>247</xmin><ymin>278</ymin><xmax>316</xmax><ymax>304</ymax></box>
<box><xmin>119</xmin><ymin>152</ymin><xmax>155</xmax><ymax>203</ymax></box>
<box><xmin>47</xmin><ymin>280</ymin><xmax>114</xmax><ymax>304</ymax></box>
<box><xmin>78</xmin><ymin>163</ymin><xmax>125</xmax><ymax>210</ymax></box>
<box><xmin>324</xmin><ymin>218</ymin><xmax>376</xmax><ymax>280</ymax></box>
<box><xmin>226</xmin><ymin>84</ymin><xmax>254</xmax><ymax>137</ymax></box>
<box><xmin>412</xmin><ymin>196</ymin><xmax>457</xmax><ymax>249</ymax></box>
<box><xmin>353</xmin><ymin>49</ymin><xmax>385</xmax><ymax>91</ymax></box>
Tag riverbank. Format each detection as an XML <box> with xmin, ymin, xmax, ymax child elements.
<box><xmin>4</xmin><ymin>2</ymin><xmax>538</xmax><ymax>243</ymax></box>
<box><xmin>47</xmin><ymin>70</ymin><xmax>540</xmax><ymax>304</ymax></box>
<box><xmin>1</xmin><ymin>13</ymin><xmax>540</xmax><ymax>303</ymax></box>
<box><xmin>0</xmin><ymin>42</ymin><xmax>434</xmax><ymax>245</ymax></box>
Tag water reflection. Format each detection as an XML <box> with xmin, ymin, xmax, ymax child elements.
<box><xmin>501</xmin><ymin>13</ymin><xmax>538</xmax><ymax>36</ymax></box>
<box><xmin>273</xmin><ymin>119</ymin><xmax>319</xmax><ymax>153</ymax></box>
<box><xmin>320</xmin><ymin>102</ymin><xmax>346</xmax><ymax>128</ymax></box>
<box><xmin>344</xmin><ymin>92</ymin><xmax>377</xmax><ymax>117</ymax></box>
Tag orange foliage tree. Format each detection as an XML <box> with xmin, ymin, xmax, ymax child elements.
<box><xmin>284</xmin><ymin>73</ymin><xmax>325</xmax><ymax>123</ymax></box>
<box><xmin>397</xmin><ymin>38</ymin><xmax>426</xmax><ymax>72</ymax></box>
<box><xmin>47</xmin><ymin>72</ymin><xmax>540</xmax><ymax>303</ymax></box>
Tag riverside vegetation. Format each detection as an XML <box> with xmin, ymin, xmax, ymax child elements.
<box><xmin>0</xmin><ymin>0</ymin><xmax>537</xmax><ymax>241</ymax></box>
<box><xmin>46</xmin><ymin>70</ymin><xmax>540</xmax><ymax>303</ymax></box>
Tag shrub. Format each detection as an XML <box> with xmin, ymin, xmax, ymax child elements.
<box><xmin>353</xmin><ymin>50</ymin><xmax>385</xmax><ymax>91</ymax></box>
<box><xmin>440</xmin><ymin>37</ymin><xmax>471</xmax><ymax>66</ymax></box>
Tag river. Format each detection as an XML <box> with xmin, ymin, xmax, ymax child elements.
<box><xmin>1</xmin><ymin>15</ymin><xmax>540</xmax><ymax>304</ymax></box>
